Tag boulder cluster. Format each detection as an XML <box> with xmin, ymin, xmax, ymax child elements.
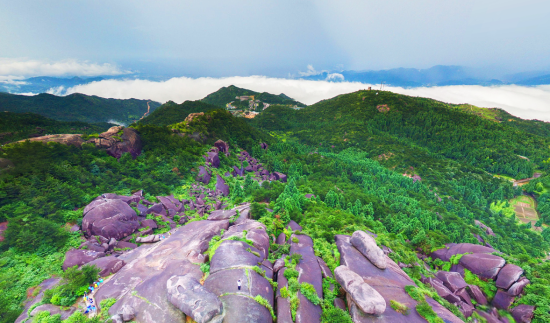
<box><xmin>426</xmin><ymin>243</ymin><xmax>533</xmax><ymax>322</ymax></box>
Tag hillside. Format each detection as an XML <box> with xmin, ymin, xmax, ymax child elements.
<box><xmin>138</xmin><ymin>100</ymin><xmax>219</xmax><ymax>126</ymax></box>
<box><xmin>0</xmin><ymin>112</ymin><xmax>112</xmax><ymax>144</ymax></box>
<box><xmin>1</xmin><ymin>90</ymin><xmax>550</xmax><ymax>323</ymax></box>
<box><xmin>201</xmin><ymin>85</ymin><xmax>306</xmax><ymax>108</ymax></box>
<box><xmin>0</xmin><ymin>92</ymin><xmax>161</xmax><ymax>124</ymax></box>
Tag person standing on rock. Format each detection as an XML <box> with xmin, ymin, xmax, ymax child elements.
<box><xmin>237</xmin><ymin>279</ymin><xmax>242</xmax><ymax>291</ymax></box>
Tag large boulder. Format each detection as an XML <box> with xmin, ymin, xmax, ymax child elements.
<box><xmin>30</xmin><ymin>304</ymin><xmax>76</xmax><ymax>320</ymax></box>
<box><xmin>62</xmin><ymin>249</ymin><xmax>105</xmax><ymax>270</ymax></box>
<box><xmin>222</xmin><ymin>220</ymin><xmax>269</xmax><ymax>260</ymax></box>
<box><xmin>214</xmin><ymin>140</ymin><xmax>230</xmax><ymax>156</ymax></box>
<box><xmin>459</xmin><ymin>253</ymin><xmax>506</xmax><ymax>280</ymax></box>
<box><xmin>290</xmin><ymin>234</ymin><xmax>322</xmax><ymax>323</ymax></box>
<box><xmin>94</xmin><ymin>220</ymin><xmax>228</xmax><ymax>323</ymax></box>
<box><xmin>197</xmin><ymin>166</ymin><xmax>211</xmax><ymax>184</ymax></box>
<box><xmin>350</xmin><ymin>230</ymin><xmax>386</xmax><ymax>269</ymax></box>
<box><xmin>206</xmin><ymin>152</ymin><xmax>220</xmax><ymax>168</ymax></box>
<box><xmin>216</xmin><ymin>175</ymin><xmax>230</xmax><ymax>197</ymax></box>
<box><xmin>335</xmin><ymin>266</ymin><xmax>386</xmax><ymax>315</ymax></box>
<box><xmin>467</xmin><ymin>285</ymin><xmax>488</xmax><ymax>305</ymax></box>
<box><xmin>208</xmin><ymin>209</ymin><xmax>237</xmax><ymax>221</ymax></box>
<box><xmin>495</xmin><ymin>264</ymin><xmax>523</xmax><ymax>289</ymax></box>
<box><xmin>335</xmin><ymin>235</ymin><xmax>463</xmax><ymax>323</ymax></box>
<box><xmin>86</xmin><ymin>126</ymin><xmax>142</xmax><ymax>159</ymax></box>
<box><xmin>157</xmin><ymin>196</ymin><xmax>183</xmax><ymax>213</ymax></box>
<box><xmin>492</xmin><ymin>290</ymin><xmax>515</xmax><ymax>309</ymax></box>
<box><xmin>431</xmin><ymin>243</ymin><xmax>496</xmax><ymax>262</ymax></box>
<box><xmin>14</xmin><ymin>278</ymin><xmax>60</xmax><ymax>323</ymax></box>
<box><xmin>435</xmin><ymin>271</ymin><xmax>467</xmax><ymax>293</ymax></box>
<box><xmin>511</xmin><ymin>304</ymin><xmax>535</xmax><ymax>323</ymax></box>
<box><xmin>82</xmin><ymin>198</ymin><xmax>140</xmax><ymax>240</ymax></box>
<box><xmin>209</xmin><ymin>240</ymin><xmax>263</xmax><ymax>274</ymax></box>
<box><xmin>508</xmin><ymin>277</ymin><xmax>530</xmax><ymax>296</ymax></box>
<box><xmin>86</xmin><ymin>256</ymin><xmax>126</xmax><ymax>277</ymax></box>
<box><xmin>166</xmin><ymin>275</ymin><xmax>223</xmax><ymax>323</ymax></box>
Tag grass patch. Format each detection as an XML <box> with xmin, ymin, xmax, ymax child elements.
<box><xmin>390</xmin><ymin>300</ymin><xmax>410</xmax><ymax>315</ymax></box>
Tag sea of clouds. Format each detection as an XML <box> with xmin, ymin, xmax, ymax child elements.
<box><xmin>59</xmin><ymin>76</ymin><xmax>550</xmax><ymax>121</ymax></box>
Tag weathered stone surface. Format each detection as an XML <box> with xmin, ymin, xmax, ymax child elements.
<box><xmin>157</xmin><ymin>196</ymin><xmax>182</xmax><ymax>213</ymax></box>
<box><xmin>492</xmin><ymin>290</ymin><xmax>515</xmax><ymax>309</ymax></box>
<box><xmin>287</xmin><ymin>220</ymin><xmax>302</xmax><ymax>231</ymax></box>
<box><xmin>473</xmin><ymin>310</ymin><xmax>501</xmax><ymax>323</ymax></box>
<box><xmin>209</xmin><ymin>240</ymin><xmax>262</xmax><ymax>274</ymax></box>
<box><xmin>459</xmin><ymin>253</ymin><xmax>506</xmax><ymax>280</ymax></box>
<box><xmin>204</xmin><ymin>268</ymin><xmax>274</xmax><ymax>307</ymax></box>
<box><xmin>86</xmin><ymin>256</ymin><xmax>126</xmax><ymax>277</ymax></box>
<box><xmin>317</xmin><ymin>256</ymin><xmax>333</xmax><ymax>278</ymax></box>
<box><xmin>111</xmin><ymin>314</ymin><xmax>123</xmax><ymax>323</ymax></box>
<box><xmin>166</xmin><ymin>275</ymin><xmax>223</xmax><ymax>323</ymax></box>
<box><xmin>276</xmin><ymin>232</ymin><xmax>287</xmax><ymax>245</ymax></box>
<box><xmin>422</xmin><ymin>277</ymin><xmax>459</xmax><ymax>303</ymax></box>
<box><xmin>94</xmin><ymin>220</ymin><xmax>228</xmax><ymax>323</ymax></box>
<box><xmin>455</xmin><ymin>288</ymin><xmax>473</xmax><ymax>306</ymax></box>
<box><xmin>350</xmin><ymin>230</ymin><xmax>387</xmax><ymax>269</ymax></box>
<box><xmin>14</xmin><ymin>278</ymin><xmax>60</xmax><ymax>323</ymax></box>
<box><xmin>218</xmin><ymin>294</ymin><xmax>272</xmax><ymax>323</ymax></box>
<box><xmin>80</xmin><ymin>239</ymin><xmax>106</xmax><ymax>252</ymax></box>
<box><xmin>277</xmin><ymin>297</ymin><xmax>293</xmax><ymax>323</ymax></box>
<box><xmin>431</xmin><ymin>243</ymin><xmax>496</xmax><ymax>262</ymax></box>
<box><xmin>508</xmin><ymin>277</ymin><xmax>530</xmax><ymax>296</ymax></box>
<box><xmin>216</xmin><ymin>175</ymin><xmax>230</xmax><ymax>197</ymax></box>
<box><xmin>136</xmin><ymin>234</ymin><xmax>161</xmax><ymax>243</ymax></box>
<box><xmin>495</xmin><ymin>263</ymin><xmax>524</xmax><ymax>289</ymax></box>
<box><xmin>197</xmin><ymin>166</ymin><xmax>211</xmax><ymax>184</ymax></box>
<box><xmin>120</xmin><ymin>305</ymin><xmax>136</xmax><ymax>322</ymax></box>
<box><xmin>290</xmin><ymin>234</ymin><xmax>322</xmax><ymax>323</ymax></box>
<box><xmin>146</xmin><ymin>203</ymin><xmax>166</xmax><ymax>215</ymax></box>
<box><xmin>511</xmin><ymin>304</ymin><xmax>535</xmax><ymax>323</ymax></box>
<box><xmin>455</xmin><ymin>301</ymin><xmax>474</xmax><ymax>318</ymax></box>
<box><xmin>467</xmin><ymin>285</ymin><xmax>488</xmax><ymax>305</ymax></box>
<box><xmin>335</xmin><ymin>266</ymin><xmax>386</xmax><ymax>315</ymax></box>
<box><xmin>214</xmin><ymin>140</ymin><xmax>230</xmax><ymax>156</ymax></box>
<box><xmin>474</xmin><ymin>220</ymin><xmax>495</xmax><ymax>236</ymax></box>
<box><xmin>335</xmin><ymin>235</ymin><xmax>463</xmax><ymax>323</ymax></box>
<box><xmin>20</xmin><ymin>134</ymin><xmax>84</xmax><ymax>147</ymax></box>
<box><xmin>273</xmin><ymin>172</ymin><xmax>287</xmax><ymax>183</ymax></box>
<box><xmin>334</xmin><ymin>298</ymin><xmax>346</xmax><ymax>311</ymax></box>
<box><xmin>30</xmin><ymin>304</ymin><xmax>76</xmax><ymax>320</ymax></box>
<box><xmin>273</xmin><ymin>258</ymin><xmax>286</xmax><ymax>273</ymax></box>
<box><xmin>63</xmin><ymin>249</ymin><xmax>105</xmax><ymax>270</ymax></box>
<box><xmin>435</xmin><ymin>271</ymin><xmax>467</xmax><ymax>293</ymax></box>
<box><xmin>82</xmin><ymin>198</ymin><xmax>140</xmax><ymax>240</ymax></box>
<box><xmin>208</xmin><ymin>209</ymin><xmax>237</xmax><ymax>221</ymax></box>
<box><xmin>206</xmin><ymin>152</ymin><xmax>220</xmax><ymax>168</ymax></box>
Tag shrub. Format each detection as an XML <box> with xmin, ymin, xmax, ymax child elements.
<box><xmin>300</xmin><ymin>282</ymin><xmax>322</xmax><ymax>306</ymax></box>
<box><xmin>390</xmin><ymin>300</ymin><xmax>410</xmax><ymax>315</ymax></box>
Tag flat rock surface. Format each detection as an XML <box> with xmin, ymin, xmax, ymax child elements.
<box><xmin>459</xmin><ymin>253</ymin><xmax>505</xmax><ymax>280</ymax></box>
<box><xmin>94</xmin><ymin>220</ymin><xmax>228</xmax><ymax>323</ymax></box>
<box><xmin>15</xmin><ymin>278</ymin><xmax>60</xmax><ymax>323</ymax></box>
<box><xmin>218</xmin><ymin>294</ymin><xmax>272</xmax><ymax>323</ymax></box>
<box><xmin>86</xmin><ymin>256</ymin><xmax>126</xmax><ymax>277</ymax></box>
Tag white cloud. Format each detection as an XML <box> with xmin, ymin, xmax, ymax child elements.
<box><xmin>63</xmin><ymin>76</ymin><xmax>550</xmax><ymax>121</ymax></box>
<box><xmin>326</xmin><ymin>73</ymin><xmax>344</xmax><ymax>81</ymax></box>
<box><xmin>298</xmin><ymin>65</ymin><xmax>321</xmax><ymax>77</ymax></box>
<box><xmin>0</xmin><ymin>58</ymin><xmax>130</xmax><ymax>77</ymax></box>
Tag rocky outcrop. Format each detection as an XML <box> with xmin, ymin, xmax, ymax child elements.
<box><xmin>335</xmin><ymin>234</ymin><xmax>463</xmax><ymax>323</ymax></box>
<box><xmin>86</xmin><ymin>256</ymin><xmax>126</xmax><ymax>277</ymax></box>
<box><xmin>511</xmin><ymin>304</ymin><xmax>535</xmax><ymax>323</ymax></box>
<box><xmin>350</xmin><ymin>230</ymin><xmax>386</xmax><ymax>269</ymax></box>
<box><xmin>290</xmin><ymin>234</ymin><xmax>322</xmax><ymax>323</ymax></box>
<box><xmin>18</xmin><ymin>134</ymin><xmax>84</xmax><ymax>146</ymax></box>
<box><xmin>62</xmin><ymin>249</ymin><xmax>105</xmax><ymax>270</ymax></box>
<box><xmin>86</xmin><ymin>126</ymin><xmax>143</xmax><ymax>158</ymax></box>
<box><xmin>459</xmin><ymin>253</ymin><xmax>505</xmax><ymax>280</ymax></box>
<box><xmin>431</xmin><ymin>243</ymin><xmax>495</xmax><ymax>262</ymax></box>
<box><xmin>82</xmin><ymin>198</ymin><xmax>140</xmax><ymax>240</ymax></box>
<box><xmin>205</xmin><ymin>219</ymin><xmax>274</xmax><ymax>323</ymax></box>
<box><xmin>216</xmin><ymin>175</ymin><xmax>230</xmax><ymax>197</ymax></box>
<box><xmin>335</xmin><ymin>265</ymin><xmax>386</xmax><ymax>315</ymax></box>
<box><xmin>495</xmin><ymin>264</ymin><xmax>523</xmax><ymax>289</ymax></box>
<box><xmin>167</xmin><ymin>275</ymin><xmax>223</xmax><ymax>323</ymax></box>
<box><xmin>197</xmin><ymin>166</ymin><xmax>211</xmax><ymax>184</ymax></box>
<box><xmin>94</xmin><ymin>220</ymin><xmax>228</xmax><ymax>323</ymax></box>
<box><xmin>214</xmin><ymin>140</ymin><xmax>230</xmax><ymax>156</ymax></box>
<box><xmin>508</xmin><ymin>277</ymin><xmax>530</xmax><ymax>296</ymax></box>
<box><xmin>435</xmin><ymin>271</ymin><xmax>467</xmax><ymax>293</ymax></box>
<box><xmin>14</xmin><ymin>278</ymin><xmax>60</xmax><ymax>323</ymax></box>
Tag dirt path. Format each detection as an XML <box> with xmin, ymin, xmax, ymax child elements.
<box><xmin>514</xmin><ymin>172</ymin><xmax>542</xmax><ymax>187</ymax></box>
<box><xmin>139</xmin><ymin>101</ymin><xmax>152</xmax><ymax>120</ymax></box>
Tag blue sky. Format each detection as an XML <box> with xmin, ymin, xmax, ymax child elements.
<box><xmin>1</xmin><ymin>0</ymin><xmax>549</xmax><ymax>77</ymax></box>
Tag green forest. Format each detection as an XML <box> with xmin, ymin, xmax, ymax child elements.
<box><xmin>0</xmin><ymin>92</ymin><xmax>160</xmax><ymax>124</ymax></box>
<box><xmin>201</xmin><ymin>85</ymin><xmax>306</xmax><ymax>107</ymax></box>
<box><xmin>2</xmin><ymin>89</ymin><xmax>550</xmax><ymax>322</ymax></box>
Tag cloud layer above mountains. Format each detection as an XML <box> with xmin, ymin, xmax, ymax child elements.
<box><xmin>62</xmin><ymin>76</ymin><xmax>550</xmax><ymax>121</ymax></box>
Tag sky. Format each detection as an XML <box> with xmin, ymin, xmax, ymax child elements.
<box><xmin>1</xmin><ymin>0</ymin><xmax>549</xmax><ymax>77</ymax></box>
<box><xmin>1</xmin><ymin>1</ymin><xmax>550</xmax><ymax>121</ymax></box>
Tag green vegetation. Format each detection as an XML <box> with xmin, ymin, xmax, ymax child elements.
<box><xmin>390</xmin><ymin>300</ymin><xmax>410</xmax><ymax>315</ymax></box>
<box><xmin>43</xmin><ymin>265</ymin><xmax>100</xmax><ymax>307</ymax></box>
<box><xmin>253</xmin><ymin>295</ymin><xmax>276</xmax><ymax>320</ymax></box>
<box><xmin>201</xmin><ymin>85</ymin><xmax>306</xmax><ymax>108</ymax></box>
<box><xmin>0</xmin><ymin>92</ymin><xmax>160</xmax><ymax>124</ymax></box>
<box><xmin>138</xmin><ymin>100</ymin><xmax>219</xmax><ymax>126</ymax></box>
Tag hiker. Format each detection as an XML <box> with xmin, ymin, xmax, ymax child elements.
<box><xmin>237</xmin><ymin>279</ymin><xmax>242</xmax><ymax>291</ymax></box>
<box><xmin>99</xmin><ymin>278</ymin><xmax>104</xmax><ymax>283</ymax></box>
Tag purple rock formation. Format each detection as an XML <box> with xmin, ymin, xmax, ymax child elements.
<box><xmin>435</xmin><ymin>271</ymin><xmax>467</xmax><ymax>293</ymax></box>
<box><xmin>431</xmin><ymin>243</ymin><xmax>496</xmax><ymax>262</ymax></box>
<box><xmin>216</xmin><ymin>175</ymin><xmax>230</xmax><ymax>197</ymax></box>
<box><xmin>495</xmin><ymin>263</ymin><xmax>524</xmax><ymax>289</ymax></box>
<box><xmin>492</xmin><ymin>290</ymin><xmax>515</xmax><ymax>309</ymax></box>
<box><xmin>467</xmin><ymin>285</ymin><xmax>488</xmax><ymax>305</ymax></box>
<box><xmin>459</xmin><ymin>253</ymin><xmax>506</xmax><ymax>280</ymax></box>
<box><xmin>206</xmin><ymin>152</ymin><xmax>220</xmax><ymax>168</ymax></box>
<box><xmin>507</xmin><ymin>277</ymin><xmax>530</xmax><ymax>296</ymax></box>
<box><xmin>86</xmin><ymin>256</ymin><xmax>126</xmax><ymax>277</ymax></box>
<box><xmin>62</xmin><ymin>249</ymin><xmax>105</xmax><ymax>270</ymax></box>
<box><xmin>82</xmin><ymin>198</ymin><xmax>140</xmax><ymax>240</ymax></box>
<box><xmin>511</xmin><ymin>304</ymin><xmax>535</xmax><ymax>323</ymax></box>
<box><xmin>197</xmin><ymin>166</ymin><xmax>211</xmax><ymax>184</ymax></box>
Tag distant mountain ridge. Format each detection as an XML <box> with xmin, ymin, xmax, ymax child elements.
<box><xmin>138</xmin><ymin>100</ymin><xmax>219</xmax><ymax>126</ymax></box>
<box><xmin>0</xmin><ymin>92</ymin><xmax>161</xmax><ymax>125</ymax></box>
<box><xmin>201</xmin><ymin>85</ymin><xmax>306</xmax><ymax>107</ymax></box>
<box><xmin>301</xmin><ymin>65</ymin><xmax>550</xmax><ymax>87</ymax></box>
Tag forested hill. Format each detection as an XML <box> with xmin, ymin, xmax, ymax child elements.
<box><xmin>138</xmin><ymin>100</ymin><xmax>219</xmax><ymax>126</ymax></box>
<box><xmin>201</xmin><ymin>85</ymin><xmax>306</xmax><ymax>107</ymax></box>
<box><xmin>0</xmin><ymin>92</ymin><xmax>161</xmax><ymax>124</ymax></box>
<box><xmin>0</xmin><ymin>112</ymin><xmax>112</xmax><ymax>144</ymax></box>
<box><xmin>251</xmin><ymin>90</ymin><xmax>550</xmax><ymax>180</ymax></box>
